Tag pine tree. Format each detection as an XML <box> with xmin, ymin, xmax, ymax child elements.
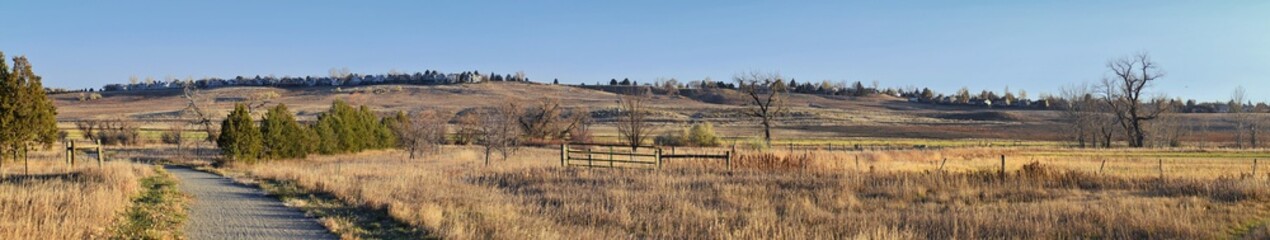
<box><xmin>0</xmin><ymin>52</ymin><xmax>15</xmax><ymax>161</ymax></box>
<box><xmin>261</xmin><ymin>103</ymin><xmax>312</xmax><ymax>159</ymax></box>
<box><xmin>217</xmin><ymin>103</ymin><xmax>263</xmax><ymax>164</ymax></box>
<box><xmin>0</xmin><ymin>53</ymin><xmax>59</xmax><ymax>165</ymax></box>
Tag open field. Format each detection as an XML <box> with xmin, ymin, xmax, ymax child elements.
<box><xmin>44</xmin><ymin>83</ymin><xmax>1270</xmax><ymax>238</ymax></box>
<box><xmin>42</xmin><ymin>83</ymin><xmax>1102</xmax><ymax>142</ymax></box>
<box><xmin>0</xmin><ymin>151</ymin><xmax>155</xmax><ymax>239</ymax></box>
<box><xmin>230</xmin><ymin>146</ymin><xmax>1270</xmax><ymax>239</ymax></box>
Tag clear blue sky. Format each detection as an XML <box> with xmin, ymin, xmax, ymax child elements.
<box><xmin>3</xmin><ymin>1</ymin><xmax>1267</xmax><ymax>101</ymax></box>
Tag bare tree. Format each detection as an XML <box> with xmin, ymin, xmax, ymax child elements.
<box><xmin>397</xmin><ymin>110</ymin><xmax>450</xmax><ymax>159</ymax></box>
<box><xmin>615</xmin><ymin>96</ymin><xmax>654</xmax><ymax>150</ymax></box>
<box><xmin>75</xmin><ymin>120</ymin><xmax>100</xmax><ymax>142</ymax></box>
<box><xmin>734</xmin><ymin>71</ymin><xmax>787</xmax><ymax>147</ymax></box>
<box><xmin>1230</xmin><ymin>86</ymin><xmax>1259</xmax><ymax>148</ymax></box>
<box><xmin>477</xmin><ymin>103</ymin><xmax>523</xmax><ymax>165</ymax></box>
<box><xmin>1147</xmin><ymin>99</ymin><xmax>1186</xmax><ymax>148</ymax></box>
<box><xmin>517</xmin><ymin>98</ymin><xmax>588</xmax><ymax>142</ymax></box>
<box><xmin>1060</xmin><ymin>83</ymin><xmax>1097</xmax><ymax>148</ymax></box>
<box><xmin>161</xmin><ymin>122</ymin><xmax>188</xmax><ymax>160</ymax></box>
<box><xmin>1100</xmin><ymin>53</ymin><xmax>1168</xmax><ymax>148</ymax></box>
<box><xmin>182</xmin><ymin>84</ymin><xmax>217</xmax><ymax>143</ymax></box>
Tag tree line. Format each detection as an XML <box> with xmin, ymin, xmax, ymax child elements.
<box><xmin>216</xmin><ymin>100</ymin><xmax>399</xmax><ymax>164</ymax></box>
<box><xmin>1058</xmin><ymin>53</ymin><xmax>1268</xmax><ymax>148</ymax></box>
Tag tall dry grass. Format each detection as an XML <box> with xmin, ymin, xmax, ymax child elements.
<box><xmin>240</xmin><ymin>146</ymin><xmax>1270</xmax><ymax>239</ymax></box>
<box><xmin>0</xmin><ymin>155</ymin><xmax>152</xmax><ymax>239</ymax></box>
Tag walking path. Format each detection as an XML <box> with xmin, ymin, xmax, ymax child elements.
<box><xmin>165</xmin><ymin>166</ymin><xmax>337</xmax><ymax>240</ymax></box>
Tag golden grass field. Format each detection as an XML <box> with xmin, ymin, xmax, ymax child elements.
<box><xmin>232</xmin><ymin>146</ymin><xmax>1270</xmax><ymax>239</ymax></box>
<box><xmin>34</xmin><ymin>83</ymin><xmax>1270</xmax><ymax>239</ymax></box>
<box><xmin>0</xmin><ymin>151</ymin><xmax>154</xmax><ymax>239</ymax></box>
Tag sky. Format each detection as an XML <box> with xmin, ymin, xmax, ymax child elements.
<box><xmin>3</xmin><ymin>0</ymin><xmax>1268</xmax><ymax>102</ymax></box>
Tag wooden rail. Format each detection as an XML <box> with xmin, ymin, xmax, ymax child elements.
<box><xmin>561</xmin><ymin>143</ymin><xmax>734</xmax><ymax>170</ymax></box>
<box><xmin>65</xmin><ymin>139</ymin><xmax>106</xmax><ymax>168</ymax></box>
<box><xmin>561</xmin><ymin>143</ymin><xmax>661</xmax><ymax>169</ymax></box>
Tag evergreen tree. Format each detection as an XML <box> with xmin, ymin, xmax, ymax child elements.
<box><xmin>261</xmin><ymin>103</ymin><xmax>312</xmax><ymax>159</ymax></box>
<box><xmin>311</xmin><ymin>100</ymin><xmax>398</xmax><ymax>154</ymax></box>
<box><xmin>0</xmin><ymin>53</ymin><xmax>59</xmax><ymax>164</ymax></box>
<box><xmin>217</xmin><ymin>103</ymin><xmax>263</xmax><ymax>163</ymax></box>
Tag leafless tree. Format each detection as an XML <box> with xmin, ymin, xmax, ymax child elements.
<box><xmin>1100</xmin><ymin>53</ymin><xmax>1168</xmax><ymax>148</ymax></box>
<box><xmin>615</xmin><ymin>96</ymin><xmax>654</xmax><ymax>150</ymax></box>
<box><xmin>477</xmin><ymin>103</ymin><xmax>523</xmax><ymax>165</ymax></box>
<box><xmin>568</xmin><ymin>107</ymin><xmax>594</xmax><ymax>143</ymax></box>
<box><xmin>161</xmin><ymin>122</ymin><xmax>189</xmax><ymax>160</ymax></box>
<box><xmin>517</xmin><ymin>98</ymin><xmax>588</xmax><ymax>142</ymax></box>
<box><xmin>397</xmin><ymin>110</ymin><xmax>450</xmax><ymax>159</ymax></box>
<box><xmin>1230</xmin><ymin>86</ymin><xmax>1260</xmax><ymax>148</ymax></box>
<box><xmin>183</xmin><ymin>84</ymin><xmax>218</xmax><ymax>143</ymax></box>
<box><xmin>734</xmin><ymin>71</ymin><xmax>787</xmax><ymax>147</ymax></box>
<box><xmin>1060</xmin><ymin>83</ymin><xmax>1100</xmax><ymax>148</ymax></box>
<box><xmin>75</xmin><ymin>120</ymin><xmax>100</xmax><ymax>142</ymax></box>
<box><xmin>1148</xmin><ymin>101</ymin><xmax>1187</xmax><ymax>148</ymax></box>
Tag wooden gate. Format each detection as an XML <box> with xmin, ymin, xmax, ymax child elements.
<box><xmin>561</xmin><ymin>143</ymin><xmax>662</xmax><ymax>169</ymax></box>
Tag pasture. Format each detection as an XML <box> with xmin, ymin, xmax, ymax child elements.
<box><xmin>229</xmin><ymin>145</ymin><xmax>1270</xmax><ymax>239</ymax></box>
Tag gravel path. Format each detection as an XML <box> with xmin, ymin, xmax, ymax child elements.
<box><xmin>166</xmin><ymin>166</ymin><xmax>337</xmax><ymax>240</ymax></box>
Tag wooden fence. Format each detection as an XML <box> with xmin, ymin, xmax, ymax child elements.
<box><xmin>65</xmin><ymin>139</ymin><xmax>107</xmax><ymax>168</ymax></box>
<box><xmin>561</xmin><ymin>143</ymin><xmax>733</xmax><ymax>169</ymax></box>
<box><xmin>561</xmin><ymin>143</ymin><xmax>662</xmax><ymax>169</ymax></box>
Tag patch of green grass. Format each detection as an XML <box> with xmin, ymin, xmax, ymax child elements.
<box><xmin>257</xmin><ymin>178</ymin><xmax>434</xmax><ymax>239</ymax></box>
<box><xmin>111</xmin><ymin>166</ymin><xmax>188</xmax><ymax>240</ymax></box>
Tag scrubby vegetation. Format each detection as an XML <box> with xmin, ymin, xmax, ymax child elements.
<box><xmin>0</xmin><ymin>160</ymin><xmax>153</xmax><ymax>239</ymax></box>
<box><xmin>238</xmin><ymin>147</ymin><xmax>1270</xmax><ymax>239</ymax></box>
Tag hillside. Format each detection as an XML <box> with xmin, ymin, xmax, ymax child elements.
<box><xmin>55</xmin><ymin>82</ymin><xmax>1079</xmax><ymax>141</ymax></box>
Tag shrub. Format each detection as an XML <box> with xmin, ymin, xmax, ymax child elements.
<box><xmin>311</xmin><ymin>100</ymin><xmax>397</xmax><ymax>154</ymax></box>
<box><xmin>654</xmin><ymin>130</ymin><xmax>685</xmax><ymax>146</ymax></box>
<box><xmin>685</xmin><ymin>123</ymin><xmax>720</xmax><ymax>147</ymax></box>
<box><xmin>261</xmin><ymin>104</ymin><xmax>314</xmax><ymax>159</ymax></box>
<box><xmin>160</xmin><ymin>124</ymin><xmax>183</xmax><ymax>145</ymax></box>
<box><xmin>217</xmin><ymin>103</ymin><xmax>263</xmax><ymax>164</ymax></box>
<box><xmin>654</xmin><ymin>123</ymin><xmax>721</xmax><ymax>147</ymax></box>
<box><xmin>97</xmin><ymin>120</ymin><xmax>141</xmax><ymax>146</ymax></box>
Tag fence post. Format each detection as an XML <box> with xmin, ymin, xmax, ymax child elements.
<box><xmin>726</xmin><ymin>150</ymin><xmax>732</xmax><ymax>170</ymax></box>
<box><xmin>1252</xmin><ymin>159</ymin><xmax>1257</xmax><ymax>178</ymax></box>
<box><xmin>561</xmin><ymin>144</ymin><xmax>567</xmax><ymax>167</ymax></box>
<box><xmin>23</xmin><ymin>145</ymin><xmax>29</xmax><ymax>176</ymax></box>
<box><xmin>97</xmin><ymin>139</ymin><xmax>104</xmax><ymax>167</ymax></box>
<box><xmin>70</xmin><ymin>141</ymin><xmax>76</xmax><ymax>167</ymax></box>
<box><xmin>1158</xmin><ymin>159</ymin><xmax>1164</xmax><ymax>179</ymax></box>
<box><xmin>656</xmin><ymin>148</ymin><xmax>662</xmax><ymax>169</ymax></box>
<box><xmin>609</xmin><ymin>146</ymin><xmax>614</xmax><ymax>168</ymax></box>
<box><xmin>999</xmin><ymin>155</ymin><xmax>1006</xmax><ymax>180</ymax></box>
<box><xmin>66</xmin><ymin>141</ymin><xmax>72</xmax><ymax>167</ymax></box>
<box><xmin>1099</xmin><ymin>159</ymin><xmax>1107</xmax><ymax>175</ymax></box>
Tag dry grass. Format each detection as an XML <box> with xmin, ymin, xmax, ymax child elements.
<box><xmin>0</xmin><ymin>152</ymin><xmax>153</xmax><ymax>239</ymax></box>
<box><xmin>236</xmin><ymin>146</ymin><xmax>1270</xmax><ymax>239</ymax></box>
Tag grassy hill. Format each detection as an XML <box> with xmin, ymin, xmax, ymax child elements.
<box><xmin>53</xmin><ymin>82</ymin><xmax>1236</xmax><ymax>143</ymax></box>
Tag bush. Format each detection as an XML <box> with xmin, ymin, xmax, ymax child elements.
<box><xmin>654</xmin><ymin>130</ymin><xmax>685</xmax><ymax>146</ymax></box>
<box><xmin>97</xmin><ymin>120</ymin><xmax>141</xmax><ymax>146</ymax></box>
<box><xmin>685</xmin><ymin>123</ymin><xmax>720</xmax><ymax>147</ymax></box>
<box><xmin>653</xmin><ymin>123</ymin><xmax>720</xmax><ymax>147</ymax></box>
<box><xmin>160</xmin><ymin>126</ymin><xmax>183</xmax><ymax>145</ymax></box>
<box><xmin>217</xmin><ymin>103</ymin><xmax>263</xmax><ymax>164</ymax></box>
<box><xmin>311</xmin><ymin>100</ymin><xmax>397</xmax><ymax>154</ymax></box>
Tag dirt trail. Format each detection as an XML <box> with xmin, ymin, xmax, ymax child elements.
<box><xmin>165</xmin><ymin>166</ymin><xmax>337</xmax><ymax>240</ymax></box>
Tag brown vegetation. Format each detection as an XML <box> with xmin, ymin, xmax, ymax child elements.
<box><xmin>0</xmin><ymin>157</ymin><xmax>153</xmax><ymax>239</ymax></box>
<box><xmin>238</xmin><ymin>147</ymin><xmax>1270</xmax><ymax>239</ymax></box>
